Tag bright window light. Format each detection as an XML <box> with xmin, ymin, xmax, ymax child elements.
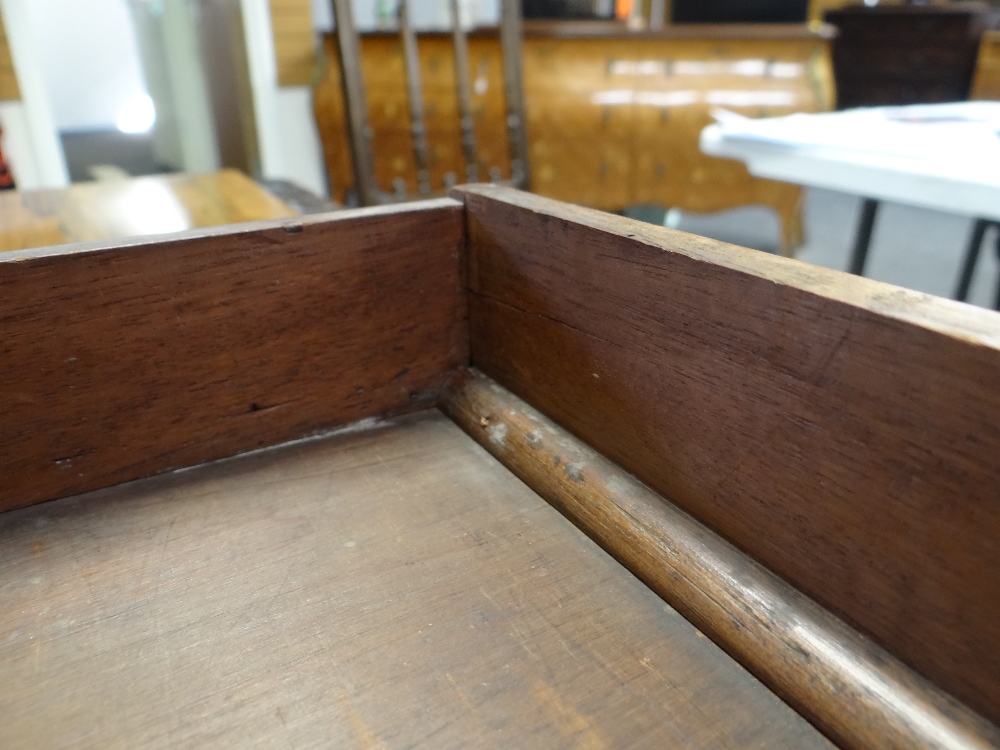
<box><xmin>116</xmin><ymin>93</ymin><xmax>156</xmax><ymax>134</ymax></box>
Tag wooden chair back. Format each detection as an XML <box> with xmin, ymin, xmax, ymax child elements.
<box><xmin>328</xmin><ymin>0</ymin><xmax>529</xmax><ymax>205</ymax></box>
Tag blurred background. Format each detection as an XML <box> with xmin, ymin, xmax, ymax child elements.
<box><xmin>0</xmin><ymin>0</ymin><xmax>998</xmax><ymax>307</ymax></box>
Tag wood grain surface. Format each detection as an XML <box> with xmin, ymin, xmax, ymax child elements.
<box><xmin>0</xmin><ymin>411</ymin><xmax>832</xmax><ymax>749</ymax></box>
<box><xmin>971</xmin><ymin>30</ymin><xmax>1000</xmax><ymax>101</ymax></box>
<box><xmin>443</xmin><ymin>371</ymin><xmax>1000</xmax><ymax>750</ymax></box>
<box><xmin>0</xmin><ymin>198</ymin><xmax>466</xmax><ymax>512</ymax></box>
<box><xmin>0</xmin><ymin>170</ymin><xmax>296</xmax><ymax>254</ymax></box>
<box><xmin>453</xmin><ymin>184</ymin><xmax>1000</xmax><ymax>726</ymax></box>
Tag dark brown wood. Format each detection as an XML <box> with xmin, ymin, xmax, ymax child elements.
<box><xmin>825</xmin><ymin>5</ymin><xmax>993</xmax><ymax>108</ymax></box>
<box><xmin>452</xmin><ymin>183</ymin><xmax>1000</xmax><ymax>726</ymax></box>
<box><xmin>0</xmin><ymin>199</ymin><xmax>467</xmax><ymax>513</ymax></box>
<box><xmin>442</xmin><ymin>370</ymin><xmax>1000</xmax><ymax>750</ymax></box>
<box><xmin>0</xmin><ymin>410</ymin><xmax>832</xmax><ymax>749</ymax></box>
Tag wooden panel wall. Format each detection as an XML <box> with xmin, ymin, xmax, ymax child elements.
<box><xmin>0</xmin><ymin>199</ymin><xmax>468</xmax><ymax>512</ymax></box>
<box><xmin>269</xmin><ymin>0</ymin><xmax>316</xmax><ymax>86</ymax></box>
<box><xmin>454</xmin><ymin>184</ymin><xmax>1000</xmax><ymax>726</ymax></box>
<box><xmin>0</xmin><ymin>12</ymin><xmax>21</xmax><ymax>101</ymax></box>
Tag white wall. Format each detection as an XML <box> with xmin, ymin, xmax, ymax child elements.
<box><xmin>241</xmin><ymin>0</ymin><xmax>327</xmax><ymax>196</ymax></box>
<box><xmin>160</xmin><ymin>0</ymin><xmax>220</xmax><ymax>173</ymax></box>
<box><xmin>0</xmin><ymin>0</ymin><xmax>70</xmax><ymax>187</ymax></box>
<box><xmin>25</xmin><ymin>0</ymin><xmax>148</xmax><ymax>132</ymax></box>
<box><xmin>273</xmin><ymin>87</ymin><xmax>328</xmax><ymax>196</ymax></box>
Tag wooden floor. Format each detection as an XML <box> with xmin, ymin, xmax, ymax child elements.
<box><xmin>0</xmin><ymin>170</ymin><xmax>295</xmax><ymax>254</ymax></box>
<box><xmin>0</xmin><ymin>411</ymin><xmax>830</xmax><ymax>749</ymax></box>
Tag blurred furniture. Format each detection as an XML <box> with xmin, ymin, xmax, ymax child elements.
<box><xmin>0</xmin><ymin>169</ymin><xmax>295</xmax><ymax>253</ymax></box>
<box><xmin>314</xmin><ymin>21</ymin><xmax>834</xmax><ymax>254</ymax></box>
<box><xmin>671</xmin><ymin>0</ymin><xmax>809</xmax><ymax>23</ymax></box>
<box><xmin>971</xmin><ymin>28</ymin><xmax>1000</xmax><ymax>99</ymax></box>
<box><xmin>326</xmin><ymin>0</ymin><xmax>529</xmax><ymax>207</ymax></box>
<box><xmin>267</xmin><ymin>0</ymin><xmax>318</xmax><ymax>86</ymax></box>
<box><xmin>824</xmin><ymin>3</ymin><xmax>995</xmax><ymax>109</ymax></box>
<box><xmin>701</xmin><ymin>102</ymin><xmax>1000</xmax><ymax>307</ymax></box>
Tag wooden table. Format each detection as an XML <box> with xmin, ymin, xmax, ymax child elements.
<box><xmin>0</xmin><ymin>169</ymin><xmax>295</xmax><ymax>253</ymax></box>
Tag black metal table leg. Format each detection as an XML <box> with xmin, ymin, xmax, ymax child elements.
<box><xmin>848</xmin><ymin>198</ymin><xmax>879</xmax><ymax>276</ymax></box>
<box><xmin>954</xmin><ymin>218</ymin><xmax>990</xmax><ymax>302</ymax></box>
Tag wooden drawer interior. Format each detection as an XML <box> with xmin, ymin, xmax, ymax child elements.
<box><xmin>1</xmin><ymin>188</ymin><xmax>998</xmax><ymax>749</ymax></box>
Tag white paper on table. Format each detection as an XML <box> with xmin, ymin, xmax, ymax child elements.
<box><xmin>709</xmin><ymin>102</ymin><xmax>1000</xmax><ymax>169</ymax></box>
